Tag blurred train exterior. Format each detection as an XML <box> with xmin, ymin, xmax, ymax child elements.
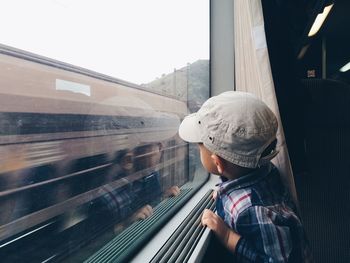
<box><xmin>0</xmin><ymin>46</ymin><xmax>191</xmax><ymax>261</ymax></box>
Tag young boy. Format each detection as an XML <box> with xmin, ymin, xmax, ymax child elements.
<box><xmin>179</xmin><ymin>91</ymin><xmax>312</xmax><ymax>262</ymax></box>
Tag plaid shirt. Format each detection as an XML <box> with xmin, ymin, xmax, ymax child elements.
<box><xmin>98</xmin><ymin>183</ymin><xmax>135</xmax><ymax>220</ymax></box>
<box><xmin>216</xmin><ymin>163</ymin><xmax>313</xmax><ymax>263</ymax></box>
<box><xmin>92</xmin><ymin>171</ymin><xmax>162</xmax><ymax>222</ymax></box>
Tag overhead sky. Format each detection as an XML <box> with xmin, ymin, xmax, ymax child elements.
<box><xmin>0</xmin><ymin>0</ymin><xmax>209</xmax><ymax>84</ymax></box>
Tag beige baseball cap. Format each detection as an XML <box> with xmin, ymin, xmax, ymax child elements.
<box><xmin>179</xmin><ymin>91</ymin><xmax>279</xmax><ymax>168</ymax></box>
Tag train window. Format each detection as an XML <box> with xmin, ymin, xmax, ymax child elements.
<box><xmin>0</xmin><ymin>0</ymin><xmax>209</xmax><ymax>262</ymax></box>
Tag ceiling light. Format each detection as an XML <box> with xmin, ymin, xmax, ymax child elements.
<box><xmin>340</xmin><ymin>62</ymin><xmax>350</xmax><ymax>72</ymax></box>
<box><xmin>308</xmin><ymin>4</ymin><xmax>334</xmax><ymax>37</ymax></box>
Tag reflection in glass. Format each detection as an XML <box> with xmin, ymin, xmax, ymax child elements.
<box><xmin>0</xmin><ymin>0</ymin><xmax>209</xmax><ymax>261</ymax></box>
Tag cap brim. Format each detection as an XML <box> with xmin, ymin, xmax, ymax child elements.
<box><xmin>178</xmin><ymin>113</ymin><xmax>202</xmax><ymax>143</ymax></box>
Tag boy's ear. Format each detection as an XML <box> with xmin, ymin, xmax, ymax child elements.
<box><xmin>211</xmin><ymin>154</ymin><xmax>224</xmax><ymax>174</ymax></box>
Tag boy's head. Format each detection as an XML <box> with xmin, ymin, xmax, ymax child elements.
<box><xmin>114</xmin><ymin>149</ymin><xmax>134</xmax><ymax>173</ymax></box>
<box><xmin>134</xmin><ymin>143</ymin><xmax>162</xmax><ymax>171</ymax></box>
<box><xmin>179</xmin><ymin>91</ymin><xmax>278</xmax><ymax>171</ymax></box>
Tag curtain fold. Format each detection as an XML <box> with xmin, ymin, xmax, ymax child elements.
<box><xmin>233</xmin><ymin>0</ymin><xmax>298</xmax><ymax>203</ymax></box>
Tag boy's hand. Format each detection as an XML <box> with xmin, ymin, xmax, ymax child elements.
<box><xmin>212</xmin><ymin>190</ymin><xmax>218</xmax><ymax>200</ymax></box>
<box><xmin>201</xmin><ymin>209</ymin><xmax>230</xmax><ymax>242</ymax></box>
<box><xmin>201</xmin><ymin>209</ymin><xmax>241</xmax><ymax>252</ymax></box>
<box><xmin>164</xmin><ymin>186</ymin><xmax>180</xmax><ymax>197</ymax></box>
<box><xmin>131</xmin><ymin>204</ymin><xmax>153</xmax><ymax>221</ymax></box>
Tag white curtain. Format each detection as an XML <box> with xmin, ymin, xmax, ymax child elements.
<box><xmin>233</xmin><ymin>0</ymin><xmax>298</xmax><ymax>203</ymax></box>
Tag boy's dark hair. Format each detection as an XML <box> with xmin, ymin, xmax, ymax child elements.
<box><xmin>261</xmin><ymin>139</ymin><xmax>277</xmax><ymax>158</ymax></box>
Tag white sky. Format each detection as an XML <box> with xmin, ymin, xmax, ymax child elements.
<box><xmin>0</xmin><ymin>0</ymin><xmax>209</xmax><ymax>84</ymax></box>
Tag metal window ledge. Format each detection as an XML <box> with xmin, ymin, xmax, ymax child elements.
<box><xmin>131</xmin><ymin>175</ymin><xmax>219</xmax><ymax>263</ymax></box>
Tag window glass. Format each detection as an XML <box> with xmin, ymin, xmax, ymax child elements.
<box><xmin>0</xmin><ymin>0</ymin><xmax>209</xmax><ymax>261</ymax></box>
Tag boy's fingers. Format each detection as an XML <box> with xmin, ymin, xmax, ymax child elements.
<box><xmin>170</xmin><ymin>186</ymin><xmax>180</xmax><ymax>196</ymax></box>
<box><xmin>174</xmin><ymin>186</ymin><xmax>181</xmax><ymax>195</ymax></box>
<box><xmin>133</xmin><ymin>205</ymin><xmax>153</xmax><ymax>221</ymax></box>
<box><xmin>201</xmin><ymin>209</ymin><xmax>216</xmax><ymax>227</ymax></box>
<box><xmin>212</xmin><ymin>190</ymin><xmax>218</xmax><ymax>200</ymax></box>
<box><xmin>134</xmin><ymin>211</ymin><xmax>146</xmax><ymax>221</ymax></box>
<box><xmin>202</xmin><ymin>209</ymin><xmax>215</xmax><ymax>217</ymax></box>
<box><xmin>144</xmin><ymin>205</ymin><xmax>153</xmax><ymax>215</ymax></box>
<box><xmin>164</xmin><ymin>186</ymin><xmax>180</xmax><ymax>197</ymax></box>
<box><xmin>141</xmin><ymin>205</ymin><xmax>153</xmax><ymax>217</ymax></box>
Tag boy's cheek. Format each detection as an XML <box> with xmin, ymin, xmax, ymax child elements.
<box><xmin>123</xmin><ymin>162</ymin><xmax>133</xmax><ymax>171</ymax></box>
<box><xmin>201</xmin><ymin>161</ymin><xmax>219</xmax><ymax>175</ymax></box>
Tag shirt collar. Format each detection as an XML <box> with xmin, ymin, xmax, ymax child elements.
<box><xmin>217</xmin><ymin>162</ymin><xmax>273</xmax><ymax>195</ymax></box>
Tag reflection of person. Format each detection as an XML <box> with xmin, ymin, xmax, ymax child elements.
<box><xmin>179</xmin><ymin>91</ymin><xmax>312</xmax><ymax>262</ymax></box>
<box><xmin>133</xmin><ymin>143</ymin><xmax>180</xmax><ymax>206</ymax></box>
<box><xmin>90</xmin><ymin>144</ymin><xmax>179</xmax><ymax>233</ymax></box>
<box><xmin>89</xmin><ymin>148</ymin><xmax>152</xmax><ymax>232</ymax></box>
